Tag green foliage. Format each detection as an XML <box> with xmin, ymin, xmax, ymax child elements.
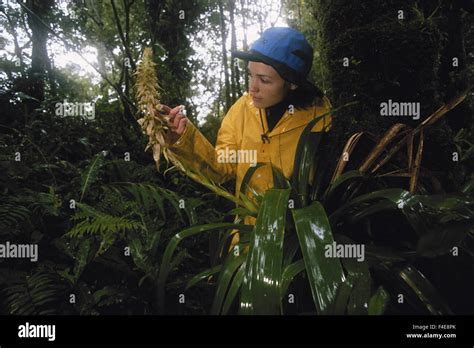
<box><xmin>160</xmin><ymin>105</ymin><xmax>473</xmax><ymax>315</ymax></box>
<box><xmin>0</xmin><ymin>112</ymin><xmax>229</xmax><ymax>315</ymax></box>
<box><xmin>239</xmin><ymin>189</ymin><xmax>290</xmax><ymax>315</ymax></box>
<box><xmin>80</xmin><ymin>151</ymin><xmax>108</xmax><ymax>202</ymax></box>
<box><xmin>156</xmin><ymin>222</ymin><xmax>253</xmax><ymax>313</ymax></box>
<box><xmin>108</xmin><ymin>182</ymin><xmax>193</xmax><ymax>224</ymax></box>
<box><xmin>67</xmin><ymin>202</ymin><xmax>142</xmax><ymax>255</ymax></box>
<box><xmin>292</xmin><ymin>201</ymin><xmax>346</xmax><ymax>314</ymax></box>
<box><xmin>368</xmin><ymin>286</ymin><xmax>390</xmax><ymax>315</ymax></box>
<box><xmin>3</xmin><ymin>271</ymin><xmax>62</xmax><ymax>315</ymax></box>
<box><xmin>0</xmin><ymin>203</ymin><xmax>31</xmax><ymax>234</ymax></box>
<box><xmin>0</xmin><ymin>0</ymin><xmax>472</xmax><ymax>317</ymax></box>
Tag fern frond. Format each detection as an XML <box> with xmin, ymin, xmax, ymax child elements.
<box><xmin>67</xmin><ymin>202</ymin><xmax>142</xmax><ymax>255</ymax></box>
<box><xmin>6</xmin><ymin>187</ymin><xmax>61</xmax><ymax>218</ymax></box>
<box><xmin>0</xmin><ymin>203</ymin><xmax>31</xmax><ymax>232</ymax></box>
<box><xmin>31</xmin><ymin>187</ymin><xmax>61</xmax><ymax>216</ymax></box>
<box><xmin>3</xmin><ymin>271</ymin><xmax>60</xmax><ymax>315</ymax></box>
<box><xmin>108</xmin><ymin>182</ymin><xmax>188</xmax><ymax>223</ymax></box>
<box><xmin>68</xmin><ymin>216</ymin><xmax>140</xmax><ymax>237</ymax></box>
<box><xmin>80</xmin><ymin>151</ymin><xmax>107</xmax><ymax>202</ymax></box>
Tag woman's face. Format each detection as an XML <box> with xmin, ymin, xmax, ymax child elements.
<box><xmin>247</xmin><ymin>61</ymin><xmax>291</xmax><ymax>109</ymax></box>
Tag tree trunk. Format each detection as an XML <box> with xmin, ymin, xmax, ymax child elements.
<box><xmin>229</xmin><ymin>0</ymin><xmax>241</xmax><ymax>102</ymax></box>
<box><xmin>312</xmin><ymin>0</ymin><xmax>469</xmax><ymax>188</ymax></box>
<box><xmin>218</xmin><ymin>0</ymin><xmax>231</xmax><ymax>112</ymax></box>
<box><xmin>25</xmin><ymin>0</ymin><xmax>53</xmax><ymax>111</ymax></box>
<box><xmin>240</xmin><ymin>0</ymin><xmax>249</xmax><ymax>92</ymax></box>
<box><xmin>111</xmin><ymin>0</ymin><xmax>136</xmax><ymax>136</ymax></box>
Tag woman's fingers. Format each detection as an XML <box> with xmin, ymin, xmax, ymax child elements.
<box><xmin>148</xmin><ymin>104</ymin><xmax>187</xmax><ymax>144</ymax></box>
<box><xmin>173</xmin><ymin>114</ymin><xmax>184</xmax><ymax>129</ymax></box>
<box><xmin>158</xmin><ymin>104</ymin><xmax>187</xmax><ymax>136</ymax></box>
<box><xmin>157</xmin><ymin>105</ymin><xmax>180</xmax><ymax>119</ymax></box>
<box><xmin>169</xmin><ymin>106</ymin><xmax>182</xmax><ymax>118</ymax></box>
<box><xmin>176</xmin><ymin>117</ymin><xmax>187</xmax><ymax>135</ymax></box>
<box><xmin>160</xmin><ymin>104</ymin><xmax>171</xmax><ymax>114</ymax></box>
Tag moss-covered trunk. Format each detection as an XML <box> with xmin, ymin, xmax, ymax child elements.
<box><xmin>309</xmin><ymin>0</ymin><xmax>472</xmax><ymax>190</ymax></box>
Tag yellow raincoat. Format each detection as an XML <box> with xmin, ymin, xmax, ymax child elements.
<box><xmin>169</xmin><ymin>92</ymin><xmax>332</xmax><ymax>203</ymax></box>
<box><xmin>168</xmin><ymin>92</ymin><xmax>331</xmax><ymax>249</ymax></box>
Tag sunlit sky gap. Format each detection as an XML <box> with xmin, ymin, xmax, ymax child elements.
<box><xmin>1</xmin><ymin>1</ymin><xmax>288</xmax><ymax>122</ymax></box>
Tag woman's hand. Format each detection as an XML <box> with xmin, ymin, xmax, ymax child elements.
<box><xmin>159</xmin><ymin>104</ymin><xmax>188</xmax><ymax>145</ymax></box>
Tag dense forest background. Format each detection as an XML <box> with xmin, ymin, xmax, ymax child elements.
<box><xmin>0</xmin><ymin>0</ymin><xmax>473</xmax><ymax>315</ymax></box>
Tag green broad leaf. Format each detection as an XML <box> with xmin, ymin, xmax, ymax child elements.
<box><xmin>323</xmin><ymin>170</ymin><xmax>363</xmax><ymax>201</ymax></box>
<box><xmin>347</xmin><ymin>200</ymin><xmax>396</xmax><ymax>222</ymax></box>
<box><xmin>156</xmin><ymin>222</ymin><xmax>252</xmax><ymax>313</ymax></box>
<box><xmin>280</xmin><ymin>259</ymin><xmax>305</xmax><ymax>300</ymax></box>
<box><xmin>212</xmin><ymin>224</ymin><xmax>253</xmax><ymax>266</ymax></box>
<box><xmin>292</xmin><ymin>201</ymin><xmax>346</xmax><ymax>314</ymax></box>
<box><xmin>397</xmin><ymin>265</ymin><xmax>452</xmax><ymax>315</ymax></box>
<box><xmin>368</xmin><ymin>286</ymin><xmax>390</xmax><ymax>315</ymax></box>
<box><xmin>271</xmin><ymin>165</ymin><xmax>291</xmax><ymax>189</ymax></box>
<box><xmin>185</xmin><ymin>265</ymin><xmax>222</xmax><ymax>292</ymax></box>
<box><xmin>239</xmin><ymin>189</ymin><xmax>291</xmax><ymax>315</ymax></box>
<box><xmin>291</xmin><ymin>112</ymin><xmax>330</xmax><ymax>207</ymax></box>
<box><xmin>417</xmin><ymin>194</ymin><xmax>474</xmax><ymax>212</ymax></box>
<box><xmin>221</xmin><ymin>261</ymin><xmax>246</xmax><ymax>315</ymax></box>
<box><xmin>330</xmin><ymin>189</ymin><xmax>427</xmax><ymax>236</ymax></box>
<box><xmin>240</xmin><ymin>163</ymin><xmax>265</xmax><ymax>196</ymax></box>
<box><xmin>333</xmin><ymin>280</ymin><xmax>354</xmax><ymax>315</ymax></box>
<box><xmin>211</xmin><ymin>252</ymin><xmax>246</xmax><ymax>314</ymax></box>
<box><xmin>346</xmin><ymin>276</ymin><xmax>370</xmax><ymax>315</ymax></box>
<box><xmin>335</xmin><ymin>235</ymin><xmax>371</xmax><ymax>315</ymax></box>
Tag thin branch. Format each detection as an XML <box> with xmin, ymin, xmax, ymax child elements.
<box><xmin>16</xmin><ymin>0</ymin><xmax>138</xmax><ymax>114</ymax></box>
<box><xmin>1</xmin><ymin>8</ymin><xmax>25</xmax><ymax>72</ymax></box>
<box><xmin>110</xmin><ymin>0</ymin><xmax>136</xmax><ymax>70</ymax></box>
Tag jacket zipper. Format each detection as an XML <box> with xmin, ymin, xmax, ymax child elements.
<box><xmin>259</xmin><ymin>109</ymin><xmax>270</xmax><ymax>143</ymax></box>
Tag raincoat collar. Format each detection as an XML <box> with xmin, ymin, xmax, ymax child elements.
<box><xmin>246</xmin><ymin>94</ymin><xmax>315</xmax><ymax>137</ymax></box>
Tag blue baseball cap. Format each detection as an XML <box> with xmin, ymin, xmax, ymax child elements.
<box><xmin>232</xmin><ymin>27</ymin><xmax>315</xmax><ymax>89</ymax></box>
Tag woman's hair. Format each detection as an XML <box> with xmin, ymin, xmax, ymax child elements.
<box><xmin>285</xmin><ymin>83</ymin><xmax>325</xmax><ymax>110</ymax></box>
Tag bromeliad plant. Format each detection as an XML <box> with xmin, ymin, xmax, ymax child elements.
<box><xmin>157</xmin><ymin>91</ymin><xmax>473</xmax><ymax>315</ymax></box>
<box><xmin>135</xmin><ymin>47</ymin><xmax>175</xmax><ymax>171</ymax></box>
<box><xmin>135</xmin><ymin>47</ymin><xmax>199</xmax><ymax>177</ymax></box>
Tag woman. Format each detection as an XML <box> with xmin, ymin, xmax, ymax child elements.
<box><xmin>160</xmin><ymin>27</ymin><xmax>332</xmax><ymax>225</ymax></box>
